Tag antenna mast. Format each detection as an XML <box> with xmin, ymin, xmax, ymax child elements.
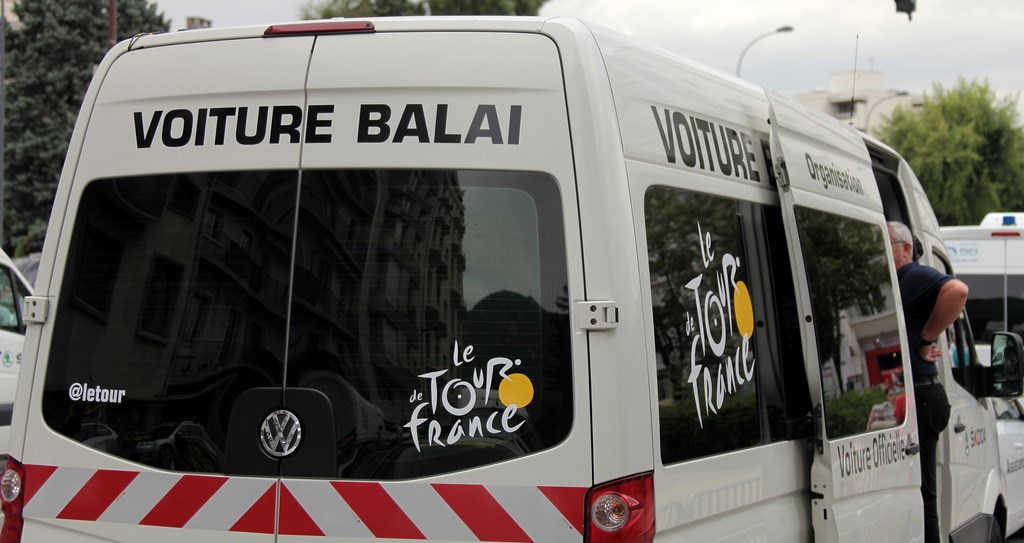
<box><xmin>849</xmin><ymin>35</ymin><xmax>859</xmax><ymax>126</ymax></box>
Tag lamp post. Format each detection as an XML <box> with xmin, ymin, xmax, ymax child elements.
<box><xmin>864</xmin><ymin>91</ymin><xmax>909</xmax><ymax>133</ymax></box>
<box><xmin>736</xmin><ymin>25</ymin><xmax>793</xmax><ymax>77</ymax></box>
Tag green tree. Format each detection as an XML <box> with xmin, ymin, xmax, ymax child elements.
<box><xmin>300</xmin><ymin>0</ymin><xmax>544</xmax><ymax>18</ymax></box>
<box><xmin>4</xmin><ymin>0</ymin><xmax>169</xmax><ymax>255</ymax></box>
<box><xmin>427</xmin><ymin>0</ymin><xmax>544</xmax><ymax>15</ymax></box>
<box><xmin>300</xmin><ymin>0</ymin><xmax>424</xmax><ymax>18</ymax></box>
<box><xmin>875</xmin><ymin>78</ymin><xmax>1024</xmax><ymax>226</ymax></box>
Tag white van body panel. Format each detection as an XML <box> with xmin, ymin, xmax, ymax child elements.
<box><xmin>549</xmin><ymin>21</ymin><xmax>659</xmax><ymax>483</ymax></box>
<box><xmin>18</xmin><ymin>36</ymin><xmax>313</xmax><ymax>469</ymax></box>
<box><xmin>596</xmin><ymin>28</ymin><xmax>818</xmax><ymax>542</ymax></box>
<box><xmin>996</xmin><ymin>398</ymin><xmax>1024</xmax><ymax>535</ymax></box>
<box><xmin>768</xmin><ymin>96</ymin><xmax>920</xmax><ymax>542</ymax></box>
<box><xmin>297</xmin><ymin>28</ymin><xmax>596</xmax><ymax>491</ymax></box>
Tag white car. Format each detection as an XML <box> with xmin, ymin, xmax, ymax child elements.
<box><xmin>0</xmin><ymin>247</ymin><xmax>32</xmax><ymax>458</ymax></box>
<box><xmin>994</xmin><ymin>396</ymin><xmax>1024</xmax><ymax>536</ymax></box>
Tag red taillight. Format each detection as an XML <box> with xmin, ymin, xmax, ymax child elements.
<box><xmin>264</xmin><ymin>20</ymin><xmax>375</xmax><ymax>36</ymax></box>
<box><xmin>585</xmin><ymin>472</ymin><xmax>654</xmax><ymax>543</ymax></box>
<box><xmin>0</xmin><ymin>457</ymin><xmax>25</xmax><ymax>543</ymax></box>
<box><xmin>992</xmin><ymin>231</ymin><xmax>1021</xmax><ymax>237</ymax></box>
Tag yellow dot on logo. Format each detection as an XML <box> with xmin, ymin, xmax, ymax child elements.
<box><xmin>498</xmin><ymin>373</ymin><xmax>534</xmax><ymax>408</ymax></box>
<box><xmin>734</xmin><ymin>281</ymin><xmax>755</xmax><ymax>337</ymax></box>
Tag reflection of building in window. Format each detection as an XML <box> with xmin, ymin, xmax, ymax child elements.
<box><xmin>137</xmin><ymin>255</ymin><xmax>183</xmax><ymax>340</ymax></box>
<box><xmin>56</xmin><ymin>171</ymin><xmax>294</xmax><ymax>404</ymax></box>
<box><xmin>168</xmin><ymin>177</ymin><xmax>200</xmax><ymax>218</ymax></box>
<box><xmin>72</xmin><ymin>225</ymin><xmax>124</xmax><ymax>319</ymax></box>
<box><xmin>45</xmin><ymin>169</ymin><xmax>572</xmax><ymax>477</ymax></box>
<box><xmin>218</xmin><ymin>309</ymin><xmax>241</xmax><ymax>362</ymax></box>
<box><xmin>202</xmin><ymin>210</ymin><xmax>222</xmax><ymax>243</ymax></box>
<box><xmin>850</xmin><ymin>284</ymin><xmax>901</xmax><ymax>390</ymax></box>
<box><xmin>279</xmin><ymin>170</ymin><xmax>470</xmax><ymax>430</ymax></box>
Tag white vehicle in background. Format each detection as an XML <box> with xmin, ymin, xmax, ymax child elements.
<box><xmin>993</xmin><ymin>396</ymin><xmax>1024</xmax><ymax>537</ymax></box>
<box><xmin>942</xmin><ymin>212</ymin><xmax>1024</xmax><ymax>363</ymax></box>
<box><xmin>0</xmin><ymin>248</ymin><xmax>33</xmax><ymax>458</ymax></box>
<box><xmin>943</xmin><ymin>214</ymin><xmax>1024</xmax><ymax>539</ymax></box>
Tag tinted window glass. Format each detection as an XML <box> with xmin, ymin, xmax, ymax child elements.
<box><xmin>645</xmin><ymin>187</ymin><xmax>762</xmax><ymax>464</ymax></box>
<box><xmin>795</xmin><ymin>207</ymin><xmax>902</xmax><ymax>439</ymax></box>
<box><xmin>958</xmin><ymin>274</ymin><xmax>1005</xmax><ymax>344</ymax></box>
<box><xmin>958</xmin><ymin>273</ymin><xmax>1024</xmax><ymax>344</ymax></box>
<box><xmin>290</xmin><ymin>170</ymin><xmax>571</xmax><ymax>479</ymax></box>
<box><xmin>45</xmin><ymin>171</ymin><xmax>296</xmax><ymax>473</ymax></box>
<box><xmin>45</xmin><ymin>170</ymin><xmax>572</xmax><ymax>479</ymax></box>
<box><xmin>0</xmin><ymin>269</ymin><xmax>20</xmax><ymax>332</ymax></box>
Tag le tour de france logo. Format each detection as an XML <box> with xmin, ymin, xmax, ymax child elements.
<box><xmin>404</xmin><ymin>340</ymin><xmax>535</xmax><ymax>452</ymax></box>
<box><xmin>684</xmin><ymin>221</ymin><xmax>756</xmax><ymax>429</ymax></box>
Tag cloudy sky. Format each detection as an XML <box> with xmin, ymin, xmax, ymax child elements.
<box><xmin>153</xmin><ymin>0</ymin><xmax>1023</xmax><ymax>118</ymax></box>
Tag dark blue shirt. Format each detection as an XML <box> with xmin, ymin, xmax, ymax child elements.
<box><xmin>897</xmin><ymin>262</ymin><xmax>953</xmax><ymax>378</ymax></box>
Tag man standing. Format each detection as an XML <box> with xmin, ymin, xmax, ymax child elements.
<box><xmin>887</xmin><ymin>221</ymin><xmax>969</xmax><ymax>543</ymax></box>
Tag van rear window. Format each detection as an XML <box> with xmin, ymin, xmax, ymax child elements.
<box><xmin>43</xmin><ymin>169</ymin><xmax>572</xmax><ymax>479</ymax></box>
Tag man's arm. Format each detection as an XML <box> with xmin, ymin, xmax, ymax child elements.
<box><xmin>920</xmin><ymin>279</ymin><xmax>969</xmax><ymax>342</ymax></box>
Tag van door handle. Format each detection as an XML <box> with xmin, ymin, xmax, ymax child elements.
<box><xmin>954</xmin><ymin>422</ymin><xmax>967</xmax><ymax>433</ymax></box>
<box><xmin>905</xmin><ymin>442</ymin><xmax>921</xmax><ymax>456</ymax></box>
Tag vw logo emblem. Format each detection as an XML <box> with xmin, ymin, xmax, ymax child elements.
<box><xmin>260</xmin><ymin>409</ymin><xmax>302</xmax><ymax>458</ymax></box>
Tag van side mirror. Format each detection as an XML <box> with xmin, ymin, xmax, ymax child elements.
<box><xmin>989</xmin><ymin>331</ymin><xmax>1024</xmax><ymax>397</ymax></box>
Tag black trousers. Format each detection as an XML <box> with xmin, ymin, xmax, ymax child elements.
<box><xmin>915</xmin><ymin>383</ymin><xmax>951</xmax><ymax>543</ymax></box>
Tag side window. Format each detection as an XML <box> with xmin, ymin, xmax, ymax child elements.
<box><xmin>645</xmin><ymin>187</ymin><xmax>762</xmax><ymax>463</ymax></box>
<box><xmin>938</xmin><ymin>252</ymin><xmax>980</xmax><ymax>389</ymax></box>
<box><xmin>0</xmin><ymin>269</ymin><xmax>20</xmax><ymax>332</ymax></box>
<box><xmin>948</xmin><ymin>312</ymin><xmax>975</xmax><ymax>387</ymax></box>
<box><xmin>795</xmin><ymin>207</ymin><xmax>903</xmax><ymax>439</ymax></box>
<box><xmin>956</xmin><ymin>271</ymin><xmax>1024</xmax><ymax>344</ymax></box>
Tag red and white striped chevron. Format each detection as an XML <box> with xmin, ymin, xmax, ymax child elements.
<box><xmin>22</xmin><ymin>464</ymin><xmax>587</xmax><ymax>542</ymax></box>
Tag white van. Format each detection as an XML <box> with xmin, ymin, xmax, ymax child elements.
<box><xmin>992</xmin><ymin>396</ymin><xmax>1024</xmax><ymax>537</ymax></box>
<box><xmin>0</xmin><ymin>247</ymin><xmax>32</xmax><ymax>457</ymax></box>
<box><xmin>942</xmin><ymin>213</ymin><xmax>1024</xmax><ymax>362</ymax></box>
<box><xmin>1</xmin><ymin>16</ymin><xmax>1021</xmax><ymax>543</ymax></box>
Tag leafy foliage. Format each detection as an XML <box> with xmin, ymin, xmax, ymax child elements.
<box><xmin>875</xmin><ymin>78</ymin><xmax>1024</xmax><ymax>226</ymax></box>
<box><xmin>427</xmin><ymin>0</ymin><xmax>544</xmax><ymax>15</ymax></box>
<box><xmin>300</xmin><ymin>0</ymin><xmax>544</xmax><ymax>18</ymax></box>
<box><xmin>659</xmin><ymin>391</ymin><xmax>759</xmax><ymax>462</ymax></box>
<box><xmin>796</xmin><ymin>208</ymin><xmax>891</xmax><ymax>387</ymax></box>
<box><xmin>824</xmin><ymin>387</ymin><xmax>888</xmax><ymax>438</ymax></box>
<box><xmin>4</xmin><ymin>0</ymin><xmax>169</xmax><ymax>255</ymax></box>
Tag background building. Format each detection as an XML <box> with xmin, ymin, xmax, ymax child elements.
<box><xmin>794</xmin><ymin>71</ymin><xmax>922</xmax><ymax>134</ymax></box>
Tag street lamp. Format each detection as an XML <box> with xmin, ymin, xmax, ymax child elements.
<box><xmin>736</xmin><ymin>25</ymin><xmax>793</xmax><ymax>77</ymax></box>
<box><xmin>864</xmin><ymin>91</ymin><xmax>909</xmax><ymax>133</ymax></box>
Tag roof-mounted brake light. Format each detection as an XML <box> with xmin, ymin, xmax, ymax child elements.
<box><xmin>264</xmin><ymin>21</ymin><xmax>375</xmax><ymax>36</ymax></box>
<box><xmin>992</xmin><ymin>231</ymin><xmax>1021</xmax><ymax>237</ymax></box>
